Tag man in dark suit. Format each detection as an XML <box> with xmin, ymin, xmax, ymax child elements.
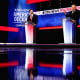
<box><xmin>27</xmin><ymin>9</ymin><xmax>38</xmax><ymax>43</ymax></box>
<box><xmin>64</xmin><ymin>4</ymin><xmax>80</xmax><ymax>26</ymax></box>
<box><xmin>64</xmin><ymin>4</ymin><xmax>80</xmax><ymax>43</ymax></box>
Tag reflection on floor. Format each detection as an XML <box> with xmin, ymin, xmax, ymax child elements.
<box><xmin>0</xmin><ymin>47</ymin><xmax>80</xmax><ymax>80</ymax></box>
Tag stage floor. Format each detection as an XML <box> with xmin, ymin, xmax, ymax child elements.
<box><xmin>0</xmin><ymin>43</ymin><xmax>80</xmax><ymax>48</ymax></box>
<box><xmin>0</xmin><ymin>43</ymin><xmax>80</xmax><ymax>80</ymax></box>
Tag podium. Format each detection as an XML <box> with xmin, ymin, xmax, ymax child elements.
<box><xmin>61</xmin><ymin>18</ymin><xmax>76</xmax><ymax>75</ymax></box>
<box><xmin>24</xmin><ymin>21</ymin><xmax>34</xmax><ymax>44</ymax></box>
<box><xmin>61</xmin><ymin>18</ymin><xmax>76</xmax><ymax>43</ymax></box>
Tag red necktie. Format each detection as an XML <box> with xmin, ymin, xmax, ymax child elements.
<box><xmin>31</xmin><ymin>15</ymin><xmax>32</xmax><ymax>21</ymax></box>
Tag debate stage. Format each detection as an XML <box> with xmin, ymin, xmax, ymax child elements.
<box><xmin>0</xmin><ymin>43</ymin><xmax>80</xmax><ymax>48</ymax></box>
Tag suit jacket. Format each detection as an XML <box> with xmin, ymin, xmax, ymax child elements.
<box><xmin>65</xmin><ymin>10</ymin><xmax>80</xmax><ymax>26</ymax></box>
<box><xmin>27</xmin><ymin>14</ymin><xmax>38</xmax><ymax>25</ymax></box>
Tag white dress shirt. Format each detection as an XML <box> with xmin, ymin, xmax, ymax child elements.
<box><xmin>30</xmin><ymin>14</ymin><xmax>33</xmax><ymax>19</ymax></box>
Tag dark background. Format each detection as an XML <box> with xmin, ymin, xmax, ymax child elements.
<box><xmin>0</xmin><ymin>0</ymin><xmax>8</xmax><ymax>43</ymax></box>
<box><xmin>0</xmin><ymin>1</ymin><xmax>8</xmax><ymax>80</ymax></box>
<box><xmin>36</xmin><ymin>28</ymin><xmax>80</xmax><ymax>44</ymax></box>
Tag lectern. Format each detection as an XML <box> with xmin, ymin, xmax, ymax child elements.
<box><xmin>61</xmin><ymin>17</ymin><xmax>76</xmax><ymax>43</ymax></box>
<box><xmin>61</xmin><ymin>18</ymin><xmax>76</xmax><ymax>75</ymax></box>
<box><xmin>24</xmin><ymin>21</ymin><xmax>34</xmax><ymax>44</ymax></box>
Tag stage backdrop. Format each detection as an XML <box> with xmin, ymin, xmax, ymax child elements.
<box><xmin>8</xmin><ymin>0</ymin><xmax>37</xmax><ymax>43</ymax></box>
<box><xmin>8</xmin><ymin>0</ymin><xmax>80</xmax><ymax>43</ymax></box>
<box><xmin>35</xmin><ymin>6</ymin><xmax>80</xmax><ymax>28</ymax></box>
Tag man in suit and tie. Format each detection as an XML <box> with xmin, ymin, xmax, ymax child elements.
<box><xmin>27</xmin><ymin>9</ymin><xmax>38</xmax><ymax>43</ymax></box>
<box><xmin>64</xmin><ymin>4</ymin><xmax>80</xmax><ymax>43</ymax></box>
<box><xmin>64</xmin><ymin>4</ymin><xmax>80</xmax><ymax>26</ymax></box>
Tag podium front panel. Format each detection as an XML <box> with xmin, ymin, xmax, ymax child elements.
<box><xmin>25</xmin><ymin>24</ymin><xmax>33</xmax><ymax>44</ymax></box>
<box><xmin>63</xmin><ymin>19</ymin><xmax>73</xmax><ymax>43</ymax></box>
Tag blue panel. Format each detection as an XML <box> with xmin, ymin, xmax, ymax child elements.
<box><xmin>8</xmin><ymin>0</ymin><xmax>37</xmax><ymax>43</ymax></box>
<box><xmin>37</xmin><ymin>12</ymin><xmax>80</xmax><ymax>28</ymax></box>
<box><xmin>37</xmin><ymin>13</ymin><xmax>66</xmax><ymax>27</ymax></box>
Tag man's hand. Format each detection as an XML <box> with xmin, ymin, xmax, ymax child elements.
<box><xmin>34</xmin><ymin>24</ymin><xmax>36</xmax><ymax>26</ymax></box>
<box><xmin>64</xmin><ymin>10</ymin><xmax>67</xmax><ymax>15</ymax></box>
<box><xmin>72</xmin><ymin>20</ymin><xmax>76</xmax><ymax>23</ymax></box>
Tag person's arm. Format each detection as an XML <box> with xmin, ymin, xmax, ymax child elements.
<box><xmin>34</xmin><ymin>15</ymin><xmax>38</xmax><ymax>26</ymax></box>
<box><xmin>64</xmin><ymin>10</ymin><xmax>71</xmax><ymax>17</ymax></box>
<box><xmin>65</xmin><ymin>12</ymin><xmax>71</xmax><ymax>17</ymax></box>
<box><xmin>74</xmin><ymin>10</ymin><xmax>80</xmax><ymax>21</ymax></box>
<box><xmin>27</xmin><ymin>15</ymin><xmax>30</xmax><ymax>22</ymax></box>
<box><xmin>72</xmin><ymin>10</ymin><xmax>80</xmax><ymax>24</ymax></box>
<box><xmin>35</xmin><ymin>15</ymin><xmax>38</xmax><ymax>24</ymax></box>
<box><xmin>64</xmin><ymin>10</ymin><xmax>76</xmax><ymax>23</ymax></box>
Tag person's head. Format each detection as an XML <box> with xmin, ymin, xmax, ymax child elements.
<box><xmin>71</xmin><ymin>4</ymin><xmax>76</xmax><ymax>11</ymax></box>
<box><xmin>29</xmin><ymin>9</ymin><xmax>33</xmax><ymax>14</ymax></box>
